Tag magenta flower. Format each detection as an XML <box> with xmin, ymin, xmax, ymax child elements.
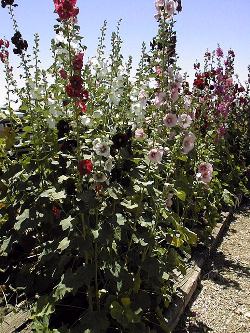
<box><xmin>216</xmin><ymin>47</ymin><xmax>224</xmax><ymax>58</ymax></box>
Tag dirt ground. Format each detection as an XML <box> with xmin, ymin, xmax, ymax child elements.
<box><xmin>175</xmin><ymin>203</ymin><xmax>250</xmax><ymax>333</ymax></box>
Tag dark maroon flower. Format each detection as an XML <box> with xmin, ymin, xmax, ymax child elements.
<box><xmin>59</xmin><ymin>68</ymin><xmax>67</xmax><ymax>79</ymax></box>
<box><xmin>73</xmin><ymin>52</ymin><xmax>84</xmax><ymax>71</ymax></box>
<box><xmin>66</xmin><ymin>75</ymin><xmax>84</xmax><ymax>98</ymax></box>
<box><xmin>1</xmin><ymin>0</ymin><xmax>16</xmax><ymax>8</ymax></box>
<box><xmin>11</xmin><ymin>31</ymin><xmax>28</xmax><ymax>55</ymax></box>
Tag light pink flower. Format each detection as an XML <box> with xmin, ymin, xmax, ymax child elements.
<box><xmin>155</xmin><ymin>0</ymin><xmax>165</xmax><ymax>10</ymax></box>
<box><xmin>166</xmin><ymin>193</ymin><xmax>174</xmax><ymax>208</ymax></box>
<box><xmin>135</xmin><ymin>128</ymin><xmax>146</xmax><ymax>140</ymax></box>
<box><xmin>182</xmin><ymin>132</ymin><xmax>196</xmax><ymax>154</ymax></box>
<box><xmin>148</xmin><ymin>148</ymin><xmax>163</xmax><ymax>163</ymax></box>
<box><xmin>163</xmin><ymin>113</ymin><xmax>177</xmax><ymax>127</ymax></box>
<box><xmin>178</xmin><ymin>114</ymin><xmax>193</xmax><ymax>129</ymax></box>
<box><xmin>171</xmin><ymin>88</ymin><xmax>179</xmax><ymax>102</ymax></box>
<box><xmin>198</xmin><ymin>162</ymin><xmax>213</xmax><ymax>175</ymax></box>
<box><xmin>197</xmin><ymin>171</ymin><xmax>213</xmax><ymax>184</ymax></box>
<box><xmin>165</xmin><ymin>0</ymin><xmax>176</xmax><ymax>16</ymax></box>
<box><xmin>154</xmin><ymin>92</ymin><xmax>166</xmax><ymax>107</ymax></box>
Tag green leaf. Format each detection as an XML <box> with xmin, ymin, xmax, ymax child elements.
<box><xmin>53</xmin><ymin>282</ymin><xmax>72</xmax><ymax>301</ymax></box>
<box><xmin>60</xmin><ymin>216</ymin><xmax>74</xmax><ymax>231</ymax></box>
<box><xmin>40</xmin><ymin>188</ymin><xmax>66</xmax><ymax>202</ymax></box>
<box><xmin>116</xmin><ymin>213</ymin><xmax>126</xmax><ymax>226</ymax></box>
<box><xmin>14</xmin><ymin>209</ymin><xmax>29</xmax><ymax>231</ymax></box>
<box><xmin>58</xmin><ymin>237</ymin><xmax>70</xmax><ymax>252</ymax></box>
<box><xmin>121</xmin><ymin>200</ymin><xmax>138</xmax><ymax>210</ymax></box>
<box><xmin>23</xmin><ymin>126</ymin><xmax>33</xmax><ymax>133</ymax></box>
<box><xmin>175</xmin><ymin>189</ymin><xmax>186</xmax><ymax>201</ymax></box>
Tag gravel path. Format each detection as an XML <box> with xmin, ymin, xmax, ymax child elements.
<box><xmin>175</xmin><ymin>203</ymin><xmax>250</xmax><ymax>333</ymax></box>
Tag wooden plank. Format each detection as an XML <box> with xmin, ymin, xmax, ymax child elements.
<box><xmin>0</xmin><ymin>309</ymin><xmax>30</xmax><ymax>333</ymax></box>
<box><xmin>164</xmin><ymin>205</ymin><xmax>237</xmax><ymax>332</ymax></box>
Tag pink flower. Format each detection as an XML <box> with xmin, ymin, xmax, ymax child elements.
<box><xmin>197</xmin><ymin>162</ymin><xmax>213</xmax><ymax>184</ymax></box>
<box><xmin>197</xmin><ymin>171</ymin><xmax>213</xmax><ymax>184</ymax></box>
<box><xmin>148</xmin><ymin>148</ymin><xmax>163</xmax><ymax>163</ymax></box>
<box><xmin>217</xmin><ymin>102</ymin><xmax>229</xmax><ymax>117</ymax></box>
<box><xmin>198</xmin><ymin>162</ymin><xmax>213</xmax><ymax>175</ymax></box>
<box><xmin>182</xmin><ymin>132</ymin><xmax>196</xmax><ymax>154</ymax></box>
<box><xmin>163</xmin><ymin>113</ymin><xmax>177</xmax><ymax>127</ymax></box>
<box><xmin>135</xmin><ymin>128</ymin><xmax>146</xmax><ymax>140</ymax></box>
<box><xmin>225</xmin><ymin>77</ymin><xmax>233</xmax><ymax>87</ymax></box>
<box><xmin>178</xmin><ymin>114</ymin><xmax>193</xmax><ymax>129</ymax></box>
<box><xmin>155</xmin><ymin>66</ymin><xmax>162</xmax><ymax>76</ymax></box>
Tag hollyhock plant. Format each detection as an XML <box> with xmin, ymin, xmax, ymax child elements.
<box><xmin>0</xmin><ymin>1</ymin><xmax>249</xmax><ymax>332</ymax></box>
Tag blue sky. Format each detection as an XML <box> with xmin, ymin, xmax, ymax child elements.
<box><xmin>0</xmin><ymin>0</ymin><xmax>249</xmax><ymax>105</ymax></box>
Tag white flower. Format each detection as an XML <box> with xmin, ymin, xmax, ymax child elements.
<box><xmin>93</xmin><ymin>139</ymin><xmax>110</xmax><ymax>158</ymax></box>
<box><xmin>81</xmin><ymin>115</ymin><xmax>92</xmax><ymax>127</ymax></box>
<box><xmin>163</xmin><ymin>113</ymin><xmax>177</xmax><ymax>127</ymax></box>
<box><xmin>148</xmin><ymin>148</ymin><xmax>163</xmax><ymax>163</ymax></box>
<box><xmin>148</xmin><ymin>78</ymin><xmax>159</xmax><ymax>89</ymax></box>
<box><xmin>178</xmin><ymin>114</ymin><xmax>193</xmax><ymax>129</ymax></box>
<box><xmin>183</xmin><ymin>132</ymin><xmax>196</xmax><ymax>154</ymax></box>
<box><xmin>93</xmin><ymin>172</ymin><xmax>107</xmax><ymax>183</ymax></box>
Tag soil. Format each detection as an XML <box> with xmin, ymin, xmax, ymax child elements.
<box><xmin>175</xmin><ymin>203</ymin><xmax>250</xmax><ymax>333</ymax></box>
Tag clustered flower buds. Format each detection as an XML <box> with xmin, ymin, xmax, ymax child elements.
<box><xmin>0</xmin><ymin>38</ymin><xmax>9</xmax><ymax>63</ymax></box>
<box><xmin>11</xmin><ymin>31</ymin><xmax>28</xmax><ymax>55</ymax></box>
